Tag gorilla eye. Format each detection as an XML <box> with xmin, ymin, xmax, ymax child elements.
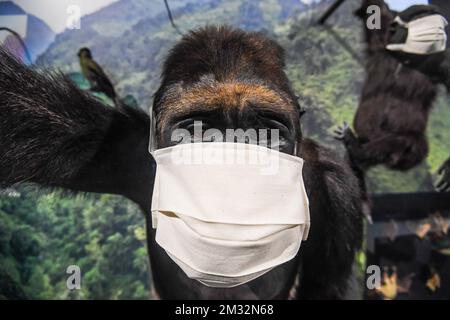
<box><xmin>175</xmin><ymin>118</ymin><xmax>210</xmax><ymax>132</ymax></box>
<box><xmin>255</xmin><ymin>108</ymin><xmax>292</xmax><ymax>132</ymax></box>
<box><xmin>260</xmin><ymin>118</ymin><xmax>292</xmax><ymax>140</ymax></box>
<box><xmin>267</xmin><ymin>119</ymin><xmax>289</xmax><ymax>132</ymax></box>
<box><xmin>185</xmin><ymin>121</ymin><xmax>205</xmax><ymax>134</ymax></box>
<box><xmin>173</xmin><ymin>118</ymin><xmax>216</xmax><ymax>143</ymax></box>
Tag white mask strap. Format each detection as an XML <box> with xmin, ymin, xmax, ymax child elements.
<box><xmin>394</xmin><ymin>16</ymin><xmax>407</xmax><ymax>27</ymax></box>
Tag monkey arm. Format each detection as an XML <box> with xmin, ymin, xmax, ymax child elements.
<box><xmin>335</xmin><ymin>122</ymin><xmax>428</xmax><ymax>171</ymax></box>
<box><xmin>298</xmin><ymin>139</ymin><xmax>363</xmax><ymax>299</ymax></box>
<box><xmin>334</xmin><ymin>123</ymin><xmax>386</xmax><ymax>171</ymax></box>
<box><xmin>0</xmin><ymin>48</ymin><xmax>154</xmax><ymax>210</ymax></box>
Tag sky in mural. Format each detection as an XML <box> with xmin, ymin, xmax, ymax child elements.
<box><xmin>3</xmin><ymin>0</ymin><xmax>433</xmax><ymax>35</ymax></box>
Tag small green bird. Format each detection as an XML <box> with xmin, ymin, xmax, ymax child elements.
<box><xmin>77</xmin><ymin>47</ymin><xmax>117</xmax><ymax>102</ymax></box>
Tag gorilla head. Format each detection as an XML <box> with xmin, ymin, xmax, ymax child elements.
<box><xmin>153</xmin><ymin>27</ymin><xmax>301</xmax><ymax>155</ymax></box>
<box><xmin>355</xmin><ymin>0</ymin><xmax>450</xmax><ymax>85</ymax></box>
<box><xmin>148</xmin><ymin>26</ymin><xmax>362</xmax><ymax>300</ymax></box>
<box><xmin>150</xmin><ymin>27</ymin><xmax>304</xmax><ymax>299</ymax></box>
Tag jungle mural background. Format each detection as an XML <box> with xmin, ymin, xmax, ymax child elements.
<box><xmin>0</xmin><ymin>0</ymin><xmax>449</xmax><ymax>299</ymax></box>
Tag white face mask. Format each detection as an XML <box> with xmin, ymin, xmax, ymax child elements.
<box><xmin>387</xmin><ymin>14</ymin><xmax>448</xmax><ymax>55</ymax></box>
<box><xmin>149</xmin><ymin>142</ymin><xmax>310</xmax><ymax>288</ymax></box>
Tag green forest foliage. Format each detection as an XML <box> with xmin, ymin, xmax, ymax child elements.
<box><xmin>0</xmin><ymin>188</ymin><xmax>149</xmax><ymax>299</ymax></box>
<box><xmin>2</xmin><ymin>0</ymin><xmax>450</xmax><ymax>299</ymax></box>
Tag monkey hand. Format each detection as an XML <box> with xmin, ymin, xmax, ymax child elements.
<box><xmin>436</xmin><ymin>158</ymin><xmax>450</xmax><ymax>192</ymax></box>
<box><xmin>334</xmin><ymin>122</ymin><xmax>356</xmax><ymax>145</ymax></box>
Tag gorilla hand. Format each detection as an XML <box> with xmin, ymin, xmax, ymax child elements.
<box><xmin>436</xmin><ymin>158</ymin><xmax>450</xmax><ymax>192</ymax></box>
<box><xmin>334</xmin><ymin>122</ymin><xmax>357</xmax><ymax>145</ymax></box>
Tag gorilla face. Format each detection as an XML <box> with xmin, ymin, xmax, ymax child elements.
<box><xmin>153</xmin><ymin>27</ymin><xmax>302</xmax><ymax>155</ymax></box>
<box><xmin>147</xmin><ymin>26</ymin><xmax>304</xmax><ymax>299</ymax></box>
<box><xmin>156</xmin><ymin>79</ymin><xmax>299</xmax><ymax>154</ymax></box>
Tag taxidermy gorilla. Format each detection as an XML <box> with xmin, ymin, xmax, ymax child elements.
<box><xmin>336</xmin><ymin>0</ymin><xmax>450</xmax><ymax>191</ymax></box>
<box><xmin>0</xmin><ymin>26</ymin><xmax>362</xmax><ymax>299</ymax></box>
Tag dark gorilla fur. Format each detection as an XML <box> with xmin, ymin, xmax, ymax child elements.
<box><xmin>341</xmin><ymin>0</ymin><xmax>450</xmax><ymax>172</ymax></box>
<box><xmin>0</xmin><ymin>26</ymin><xmax>362</xmax><ymax>299</ymax></box>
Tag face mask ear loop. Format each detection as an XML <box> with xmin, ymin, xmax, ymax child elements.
<box><xmin>394</xmin><ymin>16</ymin><xmax>407</xmax><ymax>28</ymax></box>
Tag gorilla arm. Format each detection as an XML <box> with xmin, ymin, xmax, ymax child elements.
<box><xmin>0</xmin><ymin>48</ymin><xmax>154</xmax><ymax>211</ymax></box>
<box><xmin>298</xmin><ymin>139</ymin><xmax>363</xmax><ymax>299</ymax></box>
